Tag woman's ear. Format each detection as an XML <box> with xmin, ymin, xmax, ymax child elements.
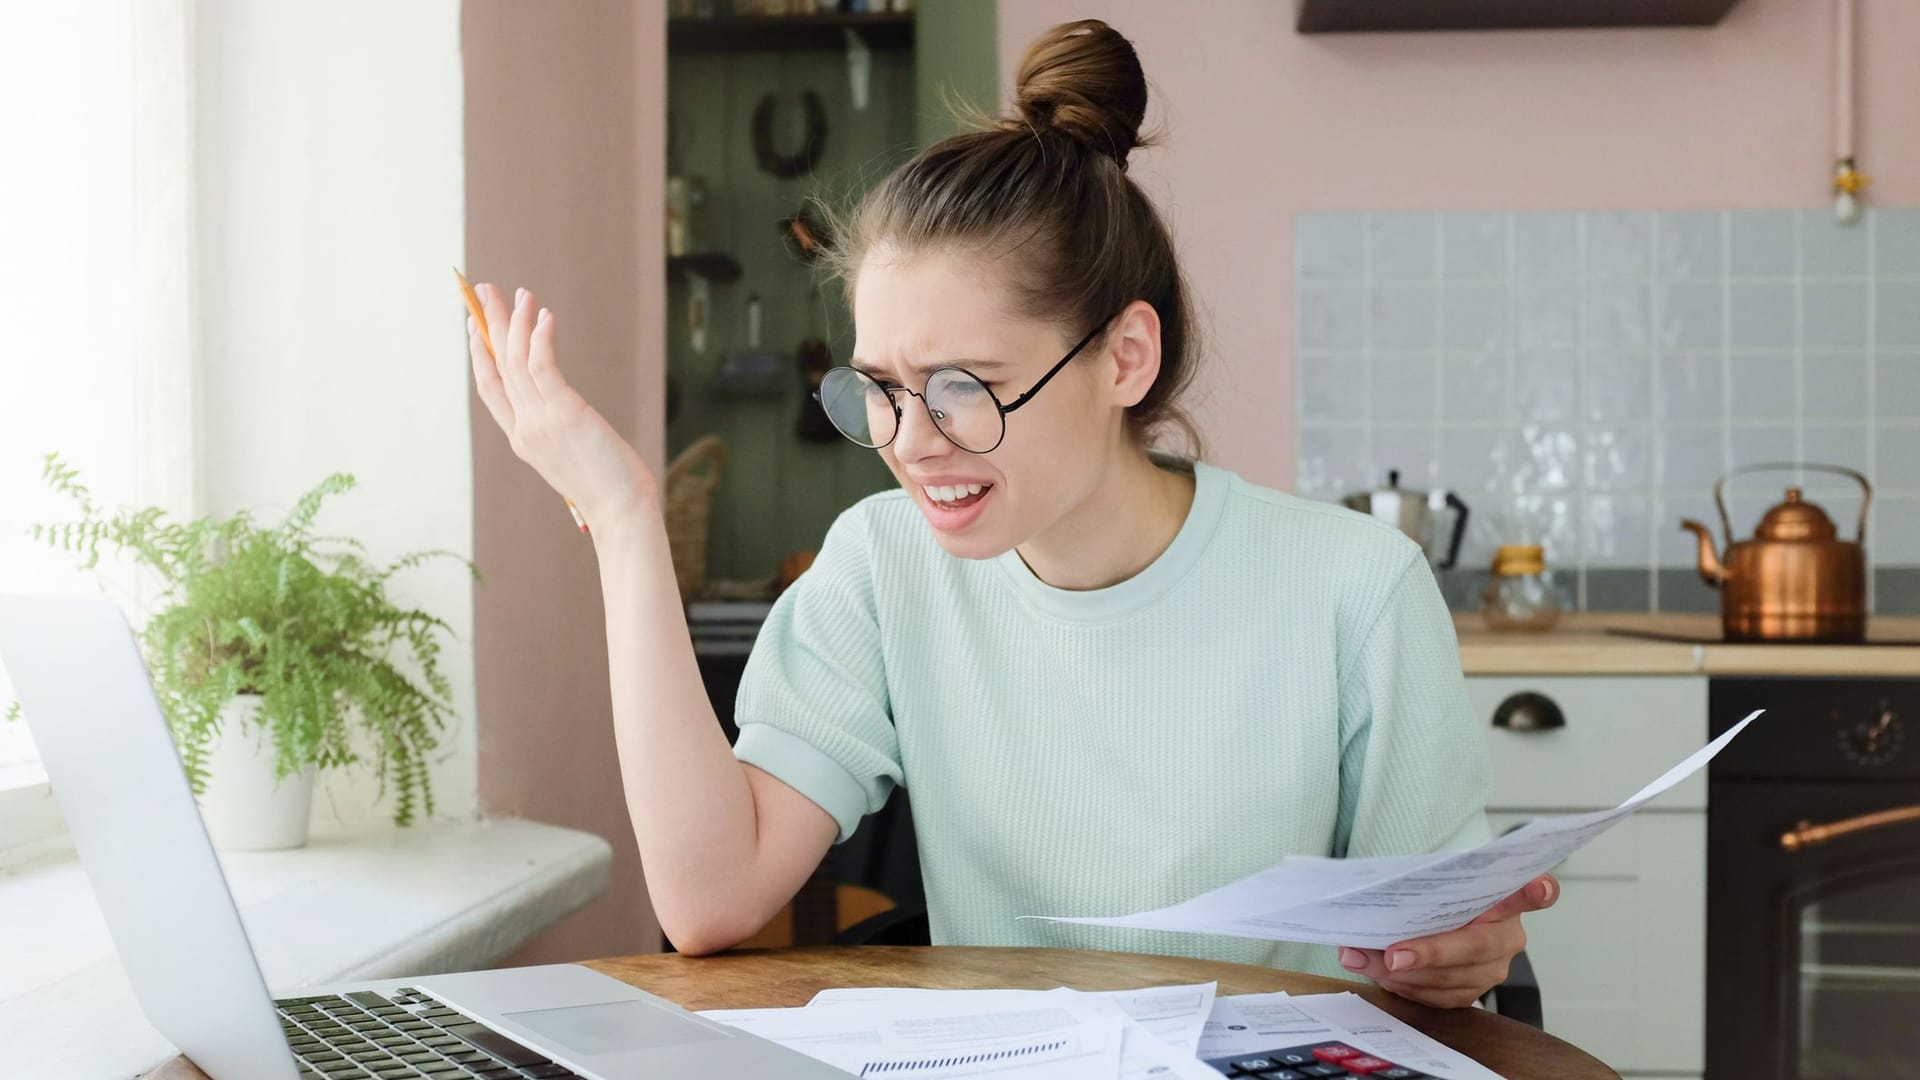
<box><xmin>1105</xmin><ymin>299</ymin><xmax>1163</xmax><ymax>409</ymax></box>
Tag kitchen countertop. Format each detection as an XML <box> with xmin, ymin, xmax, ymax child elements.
<box><xmin>1455</xmin><ymin>612</ymin><xmax>1920</xmax><ymax>676</ymax></box>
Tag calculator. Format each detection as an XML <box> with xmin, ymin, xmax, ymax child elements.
<box><xmin>1203</xmin><ymin>1040</ymin><xmax>1431</xmax><ymax>1078</ymax></box>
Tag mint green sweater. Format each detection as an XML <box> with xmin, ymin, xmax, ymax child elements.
<box><xmin>732</xmin><ymin>460</ymin><xmax>1490</xmax><ymax>980</ymax></box>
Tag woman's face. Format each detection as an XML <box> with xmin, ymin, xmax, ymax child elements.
<box><xmin>849</xmin><ymin>245</ymin><xmax>1121</xmax><ymax>561</ymax></box>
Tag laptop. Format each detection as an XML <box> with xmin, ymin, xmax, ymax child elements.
<box><xmin>0</xmin><ymin>594</ymin><xmax>848</xmax><ymax>1079</ymax></box>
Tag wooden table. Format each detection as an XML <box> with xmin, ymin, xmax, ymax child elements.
<box><xmin>148</xmin><ymin>946</ymin><xmax>1618</xmax><ymax>1079</ymax></box>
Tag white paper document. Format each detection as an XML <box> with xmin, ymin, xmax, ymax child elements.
<box><xmin>1027</xmin><ymin>710</ymin><xmax>1760</xmax><ymax>949</ymax></box>
<box><xmin>808</xmin><ymin>984</ymin><xmax>1220</xmax><ymax>1079</ymax></box>
<box><xmin>1201</xmin><ymin>991</ymin><xmax>1505</xmax><ymax>1080</ymax></box>
<box><xmin>700</xmin><ymin>998</ymin><xmax>1125</xmax><ymax>1078</ymax></box>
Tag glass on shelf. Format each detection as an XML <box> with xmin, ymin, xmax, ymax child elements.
<box><xmin>1480</xmin><ymin>544</ymin><xmax>1563</xmax><ymax>632</ymax></box>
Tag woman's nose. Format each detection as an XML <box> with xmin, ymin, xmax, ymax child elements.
<box><xmin>890</xmin><ymin>393</ymin><xmax>953</xmax><ymax>463</ymax></box>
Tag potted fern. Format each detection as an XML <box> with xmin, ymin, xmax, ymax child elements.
<box><xmin>12</xmin><ymin>454</ymin><xmax>475</xmax><ymax>849</ymax></box>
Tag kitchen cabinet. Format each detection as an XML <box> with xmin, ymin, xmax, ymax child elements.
<box><xmin>1471</xmin><ymin>675</ymin><xmax>1707</xmax><ymax>1078</ymax></box>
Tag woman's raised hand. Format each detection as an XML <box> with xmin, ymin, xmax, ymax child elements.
<box><xmin>467</xmin><ymin>283</ymin><xmax>659</xmax><ymax>531</ymax></box>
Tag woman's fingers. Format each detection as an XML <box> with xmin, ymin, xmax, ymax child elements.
<box><xmin>506</xmin><ymin>286</ymin><xmax>542</xmax><ymax>402</ymax></box>
<box><xmin>526</xmin><ymin>305</ymin><xmax>568</xmax><ymax>400</ymax></box>
<box><xmin>483</xmin><ymin>283</ymin><xmax>540</xmax><ymax>410</ymax></box>
<box><xmin>468</xmin><ymin>315</ymin><xmax>515</xmax><ymax>432</ymax></box>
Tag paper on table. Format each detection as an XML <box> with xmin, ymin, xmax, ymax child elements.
<box><xmin>1200</xmin><ymin>992</ymin><xmax>1505</xmax><ymax>1080</ymax></box>
<box><xmin>1027</xmin><ymin>710</ymin><xmax>1761</xmax><ymax>950</ymax></box>
<box><xmin>809</xmin><ymin>984</ymin><xmax>1219</xmax><ymax>1079</ymax></box>
<box><xmin>810</xmin><ymin>982</ymin><xmax>1216</xmax><ymax>1056</ymax></box>
<box><xmin>1196</xmin><ymin>992</ymin><xmax>1330</xmax><ymax>1059</ymax></box>
<box><xmin>700</xmin><ymin>998</ymin><xmax>1124</xmax><ymax>1078</ymax></box>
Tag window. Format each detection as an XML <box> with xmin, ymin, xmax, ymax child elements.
<box><xmin>0</xmin><ymin>1</ymin><xmax>196</xmax><ymax>806</ymax></box>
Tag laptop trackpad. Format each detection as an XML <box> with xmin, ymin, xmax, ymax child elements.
<box><xmin>501</xmin><ymin>1000</ymin><xmax>729</xmax><ymax>1055</ymax></box>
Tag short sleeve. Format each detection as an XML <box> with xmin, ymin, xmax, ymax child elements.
<box><xmin>1331</xmin><ymin>553</ymin><xmax>1492</xmax><ymax>859</ymax></box>
<box><xmin>732</xmin><ymin>505</ymin><xmax>902</xmax><ymax>843</ymax></box>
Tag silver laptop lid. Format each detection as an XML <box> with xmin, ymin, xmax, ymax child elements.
<box><xmin>0</xmin><ymin>594</ymin><xmax>296</xmax><ymax>1080</ymax></box>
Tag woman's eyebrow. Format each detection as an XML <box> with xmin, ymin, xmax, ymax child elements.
<box><xmin>850</xmin><ymin>357</ymin><xmax>1008</xmax><ymax>378</ymax></box>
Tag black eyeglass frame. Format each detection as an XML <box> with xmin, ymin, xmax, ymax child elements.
<box><xmin>810</xmin><ymin>315</ymin><xmax>1116</xmax><ymax>455</ymax></box>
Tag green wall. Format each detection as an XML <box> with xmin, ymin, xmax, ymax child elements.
<box><xmin>665</xmin><ymin>4</ymin><xmax>997</xmax><ymax>586</ymax></box>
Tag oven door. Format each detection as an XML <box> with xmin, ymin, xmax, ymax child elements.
<box><xmin>1709</xmin><ymin>781</ymin><xmax>1920</xmax><ymax>1079</ymax></box>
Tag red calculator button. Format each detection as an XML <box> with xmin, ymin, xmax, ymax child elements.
<box><xmin>1343</xmin><ymin>1056</ymin><xmax>1395</xmax><ymax>1074</ymax></box>
<box><xmin>1313</xmin><ymin>1045</ymin><xmax>1362</xmax><ymax>1062</ymax></box>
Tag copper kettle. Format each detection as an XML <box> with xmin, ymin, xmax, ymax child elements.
<box><xmin>1679</xmin><ymin>463</ymin><xmax>1872</xmax><ymax>643</ymax></box>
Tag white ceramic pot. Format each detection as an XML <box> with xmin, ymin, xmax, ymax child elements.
<box><xmin>197</xmin><ymin>694</ymin><xmax>316</xmax><ymax>851</ymax></box>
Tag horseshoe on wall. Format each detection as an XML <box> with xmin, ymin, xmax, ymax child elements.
<box><xmin>752</xmin><ymin>91</ymin><xmax>828</xmax><ymax>180</ymax></box>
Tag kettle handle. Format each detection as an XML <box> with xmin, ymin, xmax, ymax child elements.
<box><xmin>1713</xmin><ymin>462</ymin><xmax>1872</xmax><ymax>544</ymax></box>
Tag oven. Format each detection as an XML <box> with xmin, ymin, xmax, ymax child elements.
<box><xmin>1707</xmin><ymin>677</ymin><xmax>1920</xmax><ymax>1079</ymax></box>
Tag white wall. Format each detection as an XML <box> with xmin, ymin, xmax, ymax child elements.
<box><xmin>195</xmin><ymin>0</ymin><xmax>475</xmax><ymax>824</ymax></box>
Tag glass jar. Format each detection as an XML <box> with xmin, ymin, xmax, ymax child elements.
<box><xmin>1481</xmin><ymin>544</ymin><xmax>1562</xmax><ymax>632</ymax></box>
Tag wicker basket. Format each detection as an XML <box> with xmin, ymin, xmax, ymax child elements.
<box><xmin>664</xmin><ymin>435</ymin><xmax>727</xmax><ymax>602</ymax></box>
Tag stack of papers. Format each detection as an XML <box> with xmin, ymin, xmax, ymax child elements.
<box><xmin>700</xmin><ymin>985</ymin><xmax>1505</xmax><ymax>1078</ymax></box>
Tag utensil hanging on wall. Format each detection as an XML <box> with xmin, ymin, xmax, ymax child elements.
<box><xmin>714</xmin><ymin>294</ymin><xmax>788</xmax><ymax>397</ymax></box>
<box><xmin>752</xmin><ymin>91</ymin><xmax>828</xmax><ymax>179</ymax></box>
<box><xmin>781</xmin><ymin>206</ymin><xmax>832</xmax><ymax>264</ymax></box>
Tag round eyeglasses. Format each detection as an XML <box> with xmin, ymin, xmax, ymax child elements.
<box><xmin>810</xmin><ymin>317</ymin><xmax>1112</xmax><ymax>455</ymax></box>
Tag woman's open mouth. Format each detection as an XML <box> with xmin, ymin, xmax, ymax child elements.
<box><xmin>917</xmin><ymin>482</ymin><xmax>995</xmax><ymax>531</ymax></box>
<box><xmin>922</xmin><ymin>483</ymin><xmax>991</xmax><ymax>510</ymax></box>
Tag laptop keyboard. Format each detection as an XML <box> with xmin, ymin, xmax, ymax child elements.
<box><xmin>275</xmin><ymin>987</ymin><xmax>580</xmax><ymax>1080</ymax></box>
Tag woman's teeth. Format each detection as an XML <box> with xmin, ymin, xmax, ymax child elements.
<box><xmin>923</xmin><ymin>483</ymin><xmax>985</xmax><ymax>505</ymax></box>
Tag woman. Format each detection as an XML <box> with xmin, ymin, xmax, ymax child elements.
<box><xmin>466</xmin><ymin>19</ymin><xmax>1554</xmax><ymax>1009</ymax></box>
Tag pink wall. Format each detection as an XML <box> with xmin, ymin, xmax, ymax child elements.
<box><xmin>998</xmin><ymin>0</ymin><xmax>1920</xmax><ymax>491</ymax></box>
<box><xmin>465</xmin><ymin>0</ymin><xmax>668</xmax><ymax>966</ymax></box>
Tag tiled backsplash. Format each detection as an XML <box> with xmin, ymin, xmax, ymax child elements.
<box><xmin>1293</xmin><ymin>209</ymin><xmax>1920</xmax><ymax>614</ymax></box>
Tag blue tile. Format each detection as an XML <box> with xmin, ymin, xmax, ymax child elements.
<box><xmin>1729</xmin><ymin>211</ymin><xmax>1795</xmax><ymax>277</ymax></box>
<box><xmin>1800</xmin><ymin>209</ymin><xmax>1869</xmax><ymax>277</ymax></box>
<box><xmin>1367</xmin><ymin>214</ymin><xmax>1438</xmax><ymax>278</ymax></box>
<box><xmin>1442</xmin><ymin>213</ymin><xmax>1509</xmax><ymax>278</ymax></box>
<box><xmin>1296</xmin><ymin>214</ymin><xmax>1365</xmax><ymax>280</ymax></box>
<box><xmin>1801</xmin><ymin>281</ymin><xmax>1869</xmax><ymax>348</ymax></box>
<box><xmin>1655</xmin><ymin>212</ymin><xmax>1725</xmax><ymax>280</ymax></box>
<box><xmin>1874</xmin><ymin>209</ymin><xmax>1920</xmax><ymax>275</ymax></box>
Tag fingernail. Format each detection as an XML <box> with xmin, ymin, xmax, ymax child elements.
<box><xmin>538</xmin><ymin>306</ymin><xmax>550</xmax><ymax>327</ymax></box>
<box><xmin>1388</xmin><ymin>949</ymin><xmax>1416</xmax><ymax>972</ymax></box>
<box><xmin>466</xmin><ymin>315</ymin><xmax>476</xmax><ymax>335</ymax></box>
<box><xmin>1534</xmin><ymin>879</ymin><xmax>1555</xmax><ymax>905</ymax></box>
<box><xmin>516</xmin><ymin>287</ymin><xmax>527</xmax><ymax>306</ymax></box>
<box><xmin>1338</xmin><ymin>947</ymin><xmax>1365</xmax><ymax>971</ymax></box>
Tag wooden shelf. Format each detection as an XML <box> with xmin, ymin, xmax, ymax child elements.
<box><xmin>667</xmin><ymin>252</ymin><xmax>743</xmax><ymax>283</ymax></box>
<box><xmin>1295</xmin><ymin>0</ymin><xmax>1742</xmax><ymax>33</ymax></box>
<box><xmin>668</xmin><ymin>13</ymin><xmax>914</xmax><ymax>54</ymax></box>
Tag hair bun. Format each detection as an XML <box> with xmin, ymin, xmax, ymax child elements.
<box><xmin>1008</xmin><ymin>20</ymin><xmax>1149</xmax><ymax>170</ymax></box>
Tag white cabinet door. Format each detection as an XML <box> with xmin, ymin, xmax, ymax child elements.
<box><xmin>1488</xmin><ymin>810</ymin><xmax>1705</xmax><ymax>1077</ymax></box>
<box><xmin>1469</xmin><ymin>676</ymin><xmax>1708</xmax><ymax>810</ymax></box>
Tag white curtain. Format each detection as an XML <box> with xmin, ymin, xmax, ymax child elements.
<box><xmin>0</xmin><ymin>0</ymin><xmax>199</xmax><ymax>784</ymax></box>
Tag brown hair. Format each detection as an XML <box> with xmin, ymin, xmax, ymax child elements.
<box><xmin>824</xmin><ymin>19</ymin><xmax>1202</xmax><ymax>453</ymax></box>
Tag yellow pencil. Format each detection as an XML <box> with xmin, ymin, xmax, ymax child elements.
<box><xmin>455</xmin><ymin>268</ymin><xmax>590</xmax><ymax>535</ymax></box>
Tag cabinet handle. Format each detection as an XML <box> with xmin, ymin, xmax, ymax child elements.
<box><xmin>1492</xmin><ymin>692</ymin><xmax>1566</xmax><ymax>731</ymax></box>
<box><xmin>1781</xmin><ymin>804</ymin><xmax>1920</xmax><ymax>852</ymax></box>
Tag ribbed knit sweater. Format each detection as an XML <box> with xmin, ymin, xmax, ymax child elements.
<box><xmin>732</xmin><ymin>460</ymin><xmax>1490</xmax><ymax>980</ymax></box>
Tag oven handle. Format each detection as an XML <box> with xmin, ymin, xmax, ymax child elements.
<box><xmin>1780</xmin><ymin>805</ymin><xmax>1920</xmax><ymax>852</ymax></box>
